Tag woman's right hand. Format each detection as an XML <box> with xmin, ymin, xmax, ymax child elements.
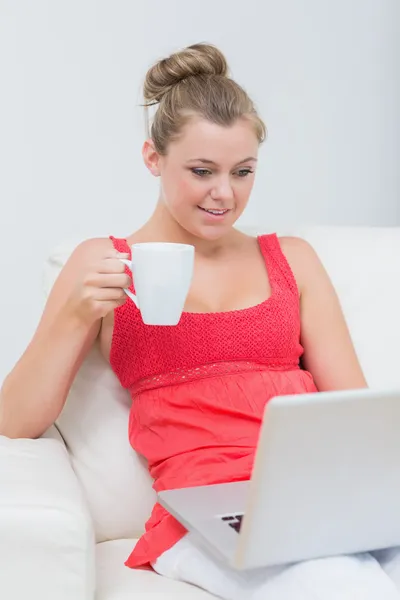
<box><xmin>60</xmin><ymin>239</ymin><xmax>132</xmax><ymax>327</ymax></box>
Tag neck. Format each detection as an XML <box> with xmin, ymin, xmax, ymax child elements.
<box><xmin>132</xmin><ymin>199</ymin><xmax>238</xmax><ymax>257</ymax></box>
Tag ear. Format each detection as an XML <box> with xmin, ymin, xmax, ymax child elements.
<box><xmin>142</xmin><ymin>139</ymin><xmax>161</xmax><ymax>177</ymax></box>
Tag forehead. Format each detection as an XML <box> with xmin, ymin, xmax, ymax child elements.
<box><xmin>168</xmin><ymin>118</ymin><xmax>259</xmax><ymax>164</ymax></box>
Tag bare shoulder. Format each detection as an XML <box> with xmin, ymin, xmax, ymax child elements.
<box><xmin>277</xmin><ymin>236</ymin><xmax>324</xmax><ymax>293</ymax></box>
<box><xmin>68</xmin><ymin>237</ymin><xmax>116</xmax><ymax>262</ymax></box>
<box><xmin>278</xmin><ymin>235</ymin><xmax>315</xmax><ymax>254</ymax></box>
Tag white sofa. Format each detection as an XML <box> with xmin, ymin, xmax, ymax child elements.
<box><xmin>1</xmin><ymin>226</ymin><xmax>400</xmax><ymax>600</ymax></box>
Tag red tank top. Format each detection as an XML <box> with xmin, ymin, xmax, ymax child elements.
<box><xmin>109</xmin><ymin>234</ymin><xmax>318</xmax><ymax>568</ymax></box>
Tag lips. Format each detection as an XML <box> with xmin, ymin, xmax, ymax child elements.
<box><xmin>198</xmin><ymin>207</ymin><xmax>230</xmax><ymax>216</ymax></box>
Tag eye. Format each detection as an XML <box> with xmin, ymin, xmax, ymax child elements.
<box><xmin>236</xmin><ymin>168</ymin><xmax>254</xmax><ymax>177</ymax></box>
<box><xmin>192</xmin><ymin>168</ymin><xmax>212</xmax><ymax>177</ymax></box>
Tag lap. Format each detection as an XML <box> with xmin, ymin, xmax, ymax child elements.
<box><xmin>152</xmin><ymin>534</ymin><xmax>400</xmax><ymax>600</ymax></box>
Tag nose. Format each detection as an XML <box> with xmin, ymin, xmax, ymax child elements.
<box><xmin>211</xmin><ymin>175</ymin><xmax>234</xmax><ymax>203</ymax></box>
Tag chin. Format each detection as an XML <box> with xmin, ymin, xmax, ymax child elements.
<box><xmin>191</xmin><ymin>224</ymin><xmax>234</xmax><ymax>242</ymax></box>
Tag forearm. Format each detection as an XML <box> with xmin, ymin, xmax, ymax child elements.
<box><xmin>0</xmin><ymin>310</ymin><xmax>99</xmax><ymax>439</ymax></box>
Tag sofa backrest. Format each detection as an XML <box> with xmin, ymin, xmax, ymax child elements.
<box><xmin>43</xmin><ymin>226</ymin><xmax>400</xmax><ymax>542</ymax></box>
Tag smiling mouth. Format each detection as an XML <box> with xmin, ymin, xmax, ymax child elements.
<box><xmin>198</xmin><ymin>207</ymin><xmax>230</xmax><ymax>216</ymax></box>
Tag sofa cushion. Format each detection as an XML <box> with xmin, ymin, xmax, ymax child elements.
<box><xmin>294</xmin><ymin>227</ymin><xmax>400</xmax><ymax>390</ymax></box>
<box><xmin>96</xmin><ymin>539</ymin><xmax>213</xmax><ymax>599</ymax></box>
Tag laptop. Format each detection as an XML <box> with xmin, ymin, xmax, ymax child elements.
<box><xmin>158</xmin><ymin>388</ymin><xmax>400</xmax><ymax>570</ymax></box>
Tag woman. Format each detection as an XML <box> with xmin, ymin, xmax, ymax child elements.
<box><xmin>1</xmin><ymin>43</ymin><xmax>399</xmax><ymax>599</ymax></box>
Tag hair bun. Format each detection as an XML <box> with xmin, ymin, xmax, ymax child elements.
<box><xmin>144</xmin><ymin>43</ymin><xmax>229</xmax><ymax>104</ymax></box>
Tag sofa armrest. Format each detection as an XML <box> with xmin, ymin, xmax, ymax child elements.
<box><xmin>0</xmin><ymin>434</ymin><xmax>95</xmax><ymax>600</ymax></box>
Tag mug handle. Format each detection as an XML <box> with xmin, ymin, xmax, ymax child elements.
<box><xmin>119</xmin><ymin>258</ymin><xmax>139</xmax><ymax>308</ymax></box>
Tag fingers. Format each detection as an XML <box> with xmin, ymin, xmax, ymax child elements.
<box><xmin>97</xmin><ymin>256</ymin><xmax>131</xmax><ymax>275</ymax></box>
<box><xmin>104</xmin><ymin>249</ymin><xmax>130</xmax><ymax>260</ymax></box>
<box><xmin>87</xmin><ymin>273</ymin><xmax>132</xmax><ymax>289</ymax></box>
<box><xmin>94</xmin><ymin>287</ymin><xmax>127</xmax><ymax>302</ymax></box>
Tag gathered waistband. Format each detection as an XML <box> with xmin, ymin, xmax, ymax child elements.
<box><xmin>129</xmin><ymin>359</ymin><xmax>300</xmax><ymax>397</ymax></box>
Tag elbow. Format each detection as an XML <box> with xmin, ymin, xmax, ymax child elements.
<box><xmin>0</xmin><ymin>381</ymin><xmax>42</xmax><ymax>440</ymax></box>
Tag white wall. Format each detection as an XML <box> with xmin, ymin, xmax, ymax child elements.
<box><xmin>0</xmin><ymin>0</ymin><xmax>399</xmax><ymax>381</ymax></box>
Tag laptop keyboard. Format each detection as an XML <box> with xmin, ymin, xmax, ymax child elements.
<box><xmin>221</xmin><ymin>513</ymin><xmax>244</xmax><ymax>533</ymax></box>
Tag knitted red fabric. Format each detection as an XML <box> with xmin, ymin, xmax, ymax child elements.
<box><xmin>110</xmin><ymin>234</ymin><xmax>303</xmax><ymax>392</ymax></box>
<box><xmin>109</xmin><ymin>234</ymin><xmax>318</xmax><ymax>568</ymax></box>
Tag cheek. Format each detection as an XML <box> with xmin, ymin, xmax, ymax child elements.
<box><xmin>238</xmin><ymin>177</ymin><xmax>256</xmax><ymax>198</ymax></box>
<box><xmin>167</xmin><ymin>175</ymin><xmax>205</xmax><ymax>207</ymax></box>
<box><xmin>180</xmin><ymin>178</ymin><xmax>201</xmax><ymax>198</ymax></box>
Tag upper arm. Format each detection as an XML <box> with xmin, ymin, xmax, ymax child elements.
<box><xmin>280</xmin><ymin>236</ymin><xmax>368</xmax><ymax>392</ymax></box>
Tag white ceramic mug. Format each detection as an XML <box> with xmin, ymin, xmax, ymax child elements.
<box><xmin>119</xmin><ymin>242</ymin><xmax>195</xmax><ymax>325</ymax></box>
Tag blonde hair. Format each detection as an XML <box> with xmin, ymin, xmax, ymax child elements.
<box><xmin>143</xmin><ymin>43</ymin><xmax>267</xmax><ymax>155</ymax></box>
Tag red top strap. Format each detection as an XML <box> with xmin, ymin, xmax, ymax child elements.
<box><xmin>257</xmin><ymin>233</ymin><xmax>298</xmax><ymax>295</ymax></box>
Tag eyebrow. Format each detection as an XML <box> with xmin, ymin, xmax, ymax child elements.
<box><xmin>187</xmin><ymin>157</ymin><xmax>258</xmax><ymax>166</ymax></box>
